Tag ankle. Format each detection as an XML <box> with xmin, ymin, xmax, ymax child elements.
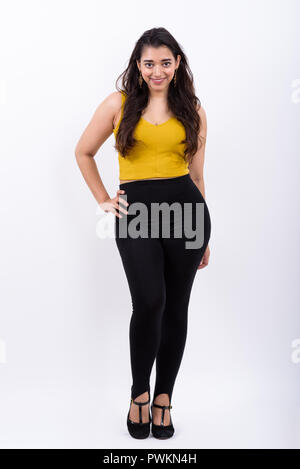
<box><xmin>153</xmin><ymin>393</ymin><xmax>170</xmax><ymax>406</ymax></box>
<box><xmin>133</xmin><ymin>391</ymin><xmax>149</xmax><ymax>403</ymax></box>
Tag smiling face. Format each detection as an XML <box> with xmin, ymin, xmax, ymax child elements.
<box><xmin>137</xmin><ymin>45</ymin><xmax>181</xmax><ymax>91</ymax></box>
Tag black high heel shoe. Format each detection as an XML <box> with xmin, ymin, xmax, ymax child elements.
<box><xmin>151</xmin><ymin>402</ymin><xmax>174</xmax><ymax>439</ymax></box>
<box><xmin>127</xmin><ymin>396</ymin><xmax>151</xmax><ymax>439</ymax></box>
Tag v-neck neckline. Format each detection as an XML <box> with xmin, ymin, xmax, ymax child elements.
<box><xmin>140</xmin><ymin>116</ymin><xmax>175</xmax><ymax>127</ymax></box>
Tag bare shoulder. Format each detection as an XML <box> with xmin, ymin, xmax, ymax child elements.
<box><xmin>74</xmin><ymin>91</ymin><xmax>125</xmax><ymax>157</ymax></box>
<box><xmin>196</xmin><ymin>102</ymin><xmax>207</xmax><ymax>121</ymax></box>
<box><xmin>99</xmin><ymin>90</ymin><xmax>123</xmax><ymax>115</ymax></box>
<box><xmin>196</xmin><ymin>103</ymin><xmax>207</xmax><ymax>138</ymax></box>
<box><xmin>92</xmin><ymin>90</ymin><xmax>125</xmax><ymax>130</ymax></box>
<box><xmin>106</xmin><ymin>90</ymin><xmax>124</xmax><ymax>106</ymax></box>
<box><xmin>105</xmin><ymin>91</ymin><xmax>126</xmax><ymax>128</ymax></box>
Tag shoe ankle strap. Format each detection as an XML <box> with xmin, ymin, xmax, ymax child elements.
<box><xmin>152</xmin><ymin>403</ymin><xmax>172</xmax><ymax>410</ymax></box>
<box><xmin>131</xmin><ymin>397</ymin><xmax>150</xmax><ymax>406</ymax></box>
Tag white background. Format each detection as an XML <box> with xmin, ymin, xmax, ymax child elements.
<box><xmin>0</xmin><ymin>0</ymin><xmax>299</xmax><ymax>449</ymax></box>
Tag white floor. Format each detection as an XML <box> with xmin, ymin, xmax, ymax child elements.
<box><xmin>1</xmin><ymin>372</ymin><xmax>299</xmax><ymax>449</ymax></box>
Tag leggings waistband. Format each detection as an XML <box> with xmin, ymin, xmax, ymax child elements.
<box><xmin>119</xmin><ymin>174</ymin><xmax>191</xmax><ymax>190</ymax></box>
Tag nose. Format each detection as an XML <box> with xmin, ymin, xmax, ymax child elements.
<box><xmin>152</xmin><ymin>65</ymin><xmax>164</xmax><ymax>76</ymax></box>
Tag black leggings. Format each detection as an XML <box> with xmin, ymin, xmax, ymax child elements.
<box><xmin>114</xmin><ymin>174</ymin><xmax>211</xmax><ymax>402</ymax></box>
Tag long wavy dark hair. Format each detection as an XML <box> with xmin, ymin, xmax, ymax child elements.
<box><xmin>114</xmin><ymin>27</ymin><xmax>204</xmax><ymax>165</ymax></box>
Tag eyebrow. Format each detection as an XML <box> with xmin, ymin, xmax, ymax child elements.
<box><xmin>143</xmin><ymin>58</ymin><xmax>172</xmax><ymax>63</ymax></box>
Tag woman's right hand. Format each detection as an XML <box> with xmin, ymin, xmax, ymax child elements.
<box><xmin>99</xmin><ymin>190</ymin><xmax>129</xmax><ymax>218</ymax></box>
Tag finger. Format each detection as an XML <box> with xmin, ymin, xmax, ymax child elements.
<box><xmin>115</xmin><ymin>202</ymin><xmax>128</xmax><ymax>215</ymax></box>
<box><xmin>117</xmin><ymin>190</ymin><xmax>129</xmax><ymax>207</ymax></box>
<box><xmin>118</xmin><ymin>197</ymin><xmax>129</xmax><ymax>209</ymax></box>
<box><xmin>113</xmin><ymin>208</ymin><xmax>122</xmax><ymax>218</ymax></box>
<box><xmin>112</xmin><ymin>202</ymin><xmax>126</xmax><ymax>217</ymax></box>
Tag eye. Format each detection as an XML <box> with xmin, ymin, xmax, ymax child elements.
<box><xmin>144</xmin><ymin>62</ymin><xmax>172</xmax><ymax>68</ymax></box>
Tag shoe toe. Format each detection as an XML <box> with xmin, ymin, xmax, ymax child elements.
<box><xmin>127</xmin><ymin>411</ymin><xmax>150</xmax><ymax>439</ymax></box>
<box><xmin>151</xmin><ymin>423</ymin><xmax>174</xmax><ymax>439</ymax></box>
<box><xmin>127</xmin><ymin>422</ymin><xmax>150</xmax><ymax>439</ymax></box>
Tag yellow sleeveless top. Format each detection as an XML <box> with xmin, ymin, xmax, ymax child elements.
<box><xmin>113</xmin><ymin>91</ymin><xmax>189</xmax><ymax>180</ymax></box>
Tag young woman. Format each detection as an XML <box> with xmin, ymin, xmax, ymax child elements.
<box><xmin>75</xmin><ymin>27</ymin><xmax>211</xmax><ymax>440</ymax></box>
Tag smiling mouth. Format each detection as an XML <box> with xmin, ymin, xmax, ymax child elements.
<box><xmin>151</xmin><ymin>78</ymin><xmax>165</xmax><ymax>83</ymax></box>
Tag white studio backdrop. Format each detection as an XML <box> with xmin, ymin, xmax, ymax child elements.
<box><xmin>0</xmin><ymin>0</ymin><xmax>299</xmax><ymax>449</ymax></box>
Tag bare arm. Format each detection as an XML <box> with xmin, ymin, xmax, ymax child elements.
<box><xmin>189</xmin><ymin>104</ymin><xmax>210</xmax><ymax>266</ymax></box>
<box><xmin>188</xmin><ymin>105</ymin><xmax>208</xmax><ymax>200</ymax></box>
<box><xmin>74</xmin><ymin>91</ymin><xmax>122</xmax><ymax>205</ymax></box>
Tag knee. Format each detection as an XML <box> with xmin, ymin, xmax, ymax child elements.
<box><xmin>132</xmin><ymin>291</ymin><xmax>166</xmax><ymax>322</ymax></box>
<box><xmin>164</xmin><ymin>297</ymin><xmax>189</xmax><ymax>323</ymax></box>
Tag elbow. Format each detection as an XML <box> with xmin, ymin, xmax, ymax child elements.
<box><xmin>75</xmin><ymin>147</ymin><xmax>93</xmax><ymax>161</ymax></box>
<box><xmin>74</xmin><ymin>142</ymin><xmax>85</xmax><ymax>160</ymax></box>
<box><xmin>75</xmin><ymin>151</ymin><xmax>83</xmax><ymax>165</ymax></box>
<box><xmin>74</xmin><ymin>144</ymin><xmax>81</xmax><ymax>160</ymax></box>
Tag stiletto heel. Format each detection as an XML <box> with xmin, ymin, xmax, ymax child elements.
<box><xmin>127</xmin><ymin>396</ymin><xmax>151</xmax><ymax>439</ymax></box>
<box><xmin>151</xmin><ymin>402</ymin><xmax>174</xmax><ymax>439</ymax></box>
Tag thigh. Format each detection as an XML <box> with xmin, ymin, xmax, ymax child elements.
<box><xmin>161</xmin><ymin>185</ymin><xmax>211</xmax><ymax>307</ymax></box>
<box><xmin>162</xmin><ymin>237</ymin><xmax>203</xmax><ymax>303</ymax></box>
<box><xmin>115</xmin><ymin>234</ymin><xmax>166</xmax><ymax>313</ymax></box>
